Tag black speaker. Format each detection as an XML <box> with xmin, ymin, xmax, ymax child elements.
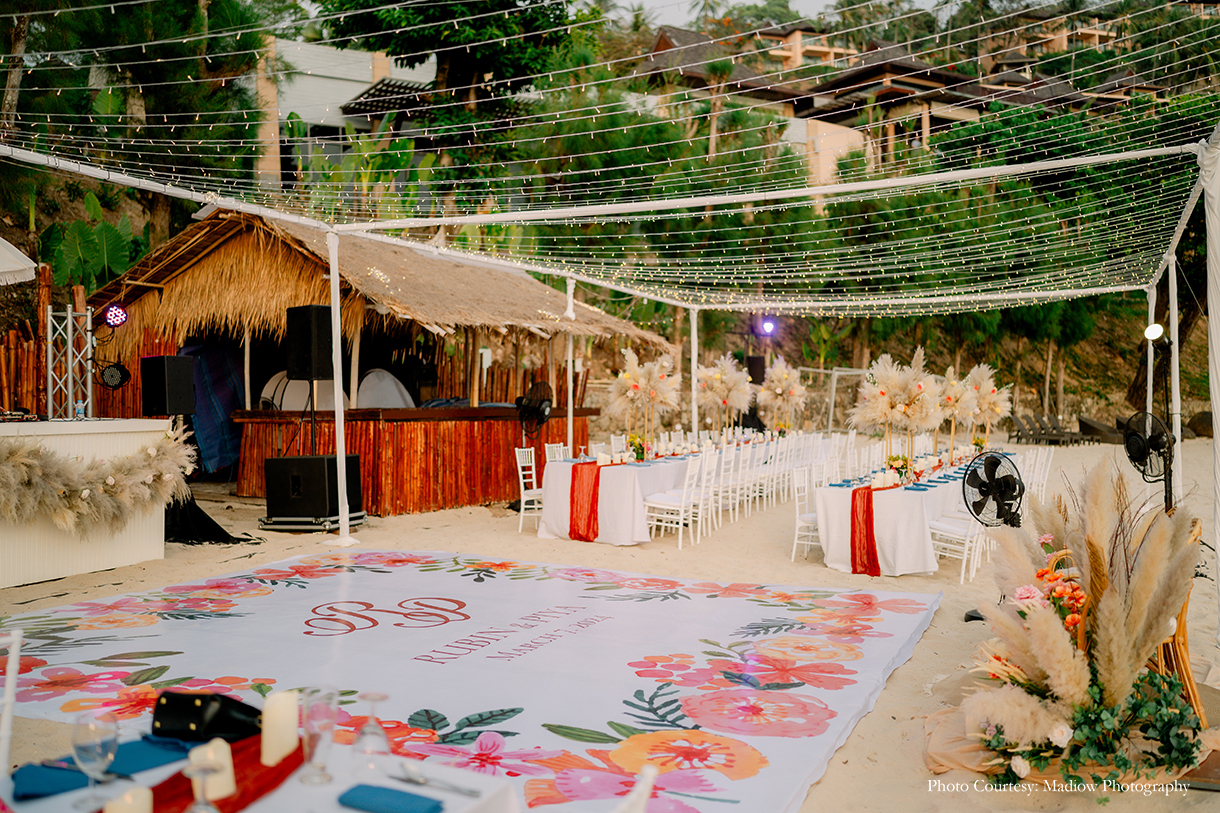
<box><xmin>141</xmin><ymin>356</ymin><xmax>196</xmax><ymax>416</ymax></box>
<box><xmin>746</xmin><ymin>355</ymin><xmax>766</xmax><ymax>385</ymax></box>
<box><xmin>264</xmin><ymin>454</ymin><xmax>361</xmax><ymax>519</ymax></box>
<box><xmin>286</xmin><ymin>305</ymin><xmax>332</xmax><ymax>381</ymax></box>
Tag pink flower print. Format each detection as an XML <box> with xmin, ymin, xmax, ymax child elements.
<box><xmin>252</xmin><ymin>564</ymin><xmax>343</xmax><ymax>580</ymax></box>
<box><xmin>681</xmin><ymin>689</ymin><xmax>837</xmax><ymax>738</ymax></box>
<box><xmin>164</xmin><ymin>578</ymin><xmax>274</xmax><ymax>599</ymax></box>
<box><xmin>726</xmin><ymin>655</ymin><xmax>859</xmax><ymax>690</ymax></box>
<box><xmin>793</xmin><ymin>621</ymin><xmax>893</xmax><ymax>644</ymax></box>
<box><xmin>352</xmin><ymin>552</ymin><xmax>435</xmax><ymax>567</ymax></box>
<box><xmin>17</xmin><ymin>667</ymin><xmax>131</xmax><ymax>703</ymax></box>
<box><xmin>681</xmin><ymin>582</ymin><xmax>769</xmax><ymax>598</ymax></box>
<box><xmin>409</xmin><ymin>732</ymin><xmax>562</xmax><ymax>777</ymax></box>
<box><xmin>553</xmin><ymin>768</ymin><xmax>714</xmax><ymax>813</ymax></box>
<box><xmin>617</xmin><ymin>578</ymin><xmax>682</xmax><ymax>592</ymax></box>
<box><xmin>814</xmin><ymin>594</ymin><xmax>929</xmax><ymax>616</ymax></box>
<box><xmin>71</xmin><ymin>596</ymin><xmax>174</xmax><ymax>617</ymax></box>
<box><xmin>551</xmin><ymin>567</ymin><xmax>623</xmax><ymax>584</ymax></box>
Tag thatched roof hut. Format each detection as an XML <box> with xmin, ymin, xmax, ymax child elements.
<box><xmin>88</xmin><ymin>210</ymin><xmax>668</xmax><ymax>361</ymax></box>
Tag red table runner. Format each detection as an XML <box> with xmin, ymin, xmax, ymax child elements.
<box><xmin>151</xmin><ymin>734</ymin><xmax>304</xmax><ymax>813</ymax></box>
<box><xmin>849</xmin><ymin>486</ymin><xmax>881</xmax><ymax>577</ymax></box>
<box><xmin>569</xmin><ymin>461</ymin><xmax>602</xmax><ymax>542</ymax></box>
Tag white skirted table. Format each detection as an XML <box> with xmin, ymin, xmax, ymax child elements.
<box><xmin>814</xmin><ymin>472</ymin><xmax>965</xmax><ymax>577</ymax></box>
<box><xmin>0</xmin><ymin>418</ymin><xmax>172</xmax><ymax>588</ymax></box>
<box><xmin>538</xmin><ymin>457</ymin><xmax>691</xmax><ymax>546</ymax></box>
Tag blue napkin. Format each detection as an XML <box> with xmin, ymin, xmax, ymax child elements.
<box><xmin>626</xmin><ymin>462</ymin><xmax>650</xmax><ymax>467</ymax></box>
<box><xmin>12</xmin><ymin>736</ymin><xmax>191</xmax><ymax>800</ymax></box>
<box><xmin>339</xmin><ymin>784</ymin><xmax>444</xmax><ymax>813</ymax></box>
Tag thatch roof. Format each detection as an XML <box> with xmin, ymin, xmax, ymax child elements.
<box><xmin>88</xmin><ymin>211</ymin><xmax>669</xmax><ymax>360</ymax></box>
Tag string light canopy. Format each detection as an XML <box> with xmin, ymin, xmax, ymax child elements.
<box><xmin>0</xmin><ymin>1</ymin><xmax>1216</xmax><ymax>319</ymax></box>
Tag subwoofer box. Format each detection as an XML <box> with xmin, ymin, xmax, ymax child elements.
<box><xmin>264</xmin><ymin>454</ymin><xmax>362</xmax><ymax>519</ymax></box>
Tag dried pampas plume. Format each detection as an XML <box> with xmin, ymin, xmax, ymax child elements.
<box><xmin>0</xmin><ymin>422</ymin><xmax>196</xmax><ymax>538</ymax></box>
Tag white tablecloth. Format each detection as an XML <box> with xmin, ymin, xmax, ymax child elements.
<box><xmin>538</xmin><ymin>458</ymin><xmax>690</xmax><ymax>546</ymax></box>
<box><xmin>815</xmin><ymin>473</ymin><xmax>965</xmax><ymax>577</ymax></box>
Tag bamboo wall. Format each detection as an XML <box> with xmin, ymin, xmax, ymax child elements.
<box><xmin>435</xmin><ymin>353</ymin><xmax>589</xmax><ymax>406</ymax></box>
<box><xmin>0</xmin><ymin>326</ymin><xmax>38</xmax><ymax>413</ymax></box>
<box><xmin>235</xmin><ymin>413</ymin><xmax>589</xmax><ymax>516</ymax></box>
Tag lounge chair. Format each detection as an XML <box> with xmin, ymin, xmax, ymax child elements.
<box><xmin>1033</xmin><ymin>415</ymin><xmax>1071</xmax><ymax>445</ymax></box>
<box><xmin>1048</xmin><ymin>414</ymin><xmax>1087</xmax><ymax>445</ymax></box>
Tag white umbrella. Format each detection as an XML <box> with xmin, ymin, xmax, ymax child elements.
<box><xmin>0</xmin><ymin>236</ymin><xmax>36</xmax><ymax>286</ymax></box>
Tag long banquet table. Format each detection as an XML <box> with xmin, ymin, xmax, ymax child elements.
<box><xmin>537</xmin><ymin>456</ymin><xmax>691</xmax><ymax>546</ymax></box>
<box><xmin>814</xmin><ymin>468</ymin><xmax>967</xmax><ymax>577</ymax></box>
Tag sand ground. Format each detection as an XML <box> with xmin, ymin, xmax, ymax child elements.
<box><xmin>4</xmin><ymin>439</ymin><xmax>1220</xmax><ymax>812</ymax></box>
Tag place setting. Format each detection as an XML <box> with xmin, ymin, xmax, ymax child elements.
<box><xmin>7</xmin><ymin>686</ymin><xmax>512</xmax><ymax>813</ymax></box>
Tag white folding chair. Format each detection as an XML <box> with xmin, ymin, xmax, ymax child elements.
<box><xmin>928</xmin><ymin>514</ymin><xmax>985</xmax><ymax>583</ymax></box>
<box><xmin>644</xmin><ymin>455</ymin><xmax>702</xmax><ymax>549</ymax></box>
<box><xmin>1</xmin><ymin>628</ymin><xmax>24</xmax><ymax>791</ymax></box>
<box><xmin>589</xmin><ymin>442</ymin><xmax>608</xmax><ymax>456</ymax></box>
<box><xmin>609</xmin><ymin>434</ymin><xmax>627</xmax><ymax>455</ymax></box>
<box><xmin>544</xmin><ymin>443</ymin><xmax>569</xmax><ymax>463</ymax></box>
<box><xmin>712</xmin><ymin>442</ymin><xmax>739</xmax><ymax>525</ymax></box>
<box><xmin>791</xmin><ymin>466</ymin><xmax>819</xmax><ymax>560</ymax></box>
<box><xmin>515</xmin><ymin>447</ymin><xmax>544</xmax><ymax>533</ymax></box>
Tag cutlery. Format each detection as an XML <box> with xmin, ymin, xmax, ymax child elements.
<box><xmin>393</xmin><ymin>762</ymin><xmax>482</xmax><ymax>797</ymax></box>
<box><xmin>39</xmin><ymin>759</ymin><xmax>133</xmax><ymax>782</ymax></box>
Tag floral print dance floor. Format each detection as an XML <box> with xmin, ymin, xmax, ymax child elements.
<box><xmin>4</xmin><ymin>551</ymin><xmax>939</xmax><ymax>812</ymax></box>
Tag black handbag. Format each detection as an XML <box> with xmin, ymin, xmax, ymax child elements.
<box><xmin>151</xmin><ymin>691</ymin><xmax>262</xmax><ymax>742</ymax></box>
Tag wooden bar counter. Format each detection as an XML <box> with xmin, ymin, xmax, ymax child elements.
<box><xmin>233</xmin><ymin>408</ymin><xmax>595</xmax><ymax>516</ymax></box>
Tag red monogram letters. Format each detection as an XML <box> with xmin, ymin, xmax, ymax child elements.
<box><xmin>303</xmin><ymin>597</ymin><xmax>471</xmax><ymax>636</ymax></box>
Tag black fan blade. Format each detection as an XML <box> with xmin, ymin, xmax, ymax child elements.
<box><xmin>966</xmin><ymin>468</ymin><xmax>987</xmax><ymax>490</ymax></box>
<box><xmin>972</xmin><ymin>494</ymin><xmax>993</xmax><ymax>516</ymax></box>
<box><xmin>983</xmin><ymin>454</ymin><xmax>1002</xmax><ymax>480</ymax></box>
<box><xmin>993</xmin><ymin>473</ymin><xmax>1021</xmax><ymax>499</ymax></box>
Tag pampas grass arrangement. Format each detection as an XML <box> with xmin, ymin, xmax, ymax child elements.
<box><xmin>966</xmin><ymin>363</ymin><xmax>1012</xmax><ymax>446</ymax></box>
<box><xmin>605</xmin><ymin>348</ymin><xmax>644</xmax><ymax>436</ymax></box>
<box><xmin>0</xmin><ymin>421</ymin><xmax>196</xmax><ymax>538</ymax></box>
<box><xmin>940</xmin><ymin>366</ymin><xmax>977</xmax><ymax>458</ymax></box>
<box><xmin>963</xmin><ymin>457</ymin><xmax>1205</xmax><ymax>785</ymax></box>
<box><xmin>696</xmin><ymin>355</ymin><xmax>752</xmax><ymax>432</ymax></box>
<box><xmin>756</xmin><ymin>356</ymin><xmax>806</xmax><ymax>430</ymax></box>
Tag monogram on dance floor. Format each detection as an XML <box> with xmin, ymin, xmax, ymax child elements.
<box><xmin>5</xmin><ymin>552</ymin><xmax>939</xmax><ymax>812</ymax></box>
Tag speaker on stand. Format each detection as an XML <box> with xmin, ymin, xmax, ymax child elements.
<box><xmin>286</xmin><ymin>305</ymin><xmax>332</xmax><ymax>455</ymax></box>
<box><xmin>141</xmin><ymin>355</ymin><xmax>196</xmax><ymax>417</ymax></box>
<box><xmin>262</xmin><ymin>306</ymin><xmax>364</xmax><ymax>531</ymax></box>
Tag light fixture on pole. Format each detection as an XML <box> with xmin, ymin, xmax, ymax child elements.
<box><xmin>1144</xmin><ymin>322</ymin><xmax>1166</xmax><ymax>345</ymax></box>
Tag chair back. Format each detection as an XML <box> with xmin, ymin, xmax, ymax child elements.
<box><xmin>544</xmin><ymin>443</ymin><xmax>569</xmax><ymax>463</ymax></box>
<box><xmin>589</xmin><ymin>442</ymin><xmax>608</xmax><ymax>456</ymax></box>
<box><xmin>793</xmin><ymin>466</ymin><xmax>810</xmax><ymax>515</ymax></box>
<box><xmin>1</xmin><ymin>628</ymin><xmax>23</xmax><ymax>790</ymax></box>
<box><xmin>515</xmin><ymin>447</ymin><xmax>538</xmax><ymax>491</ymax></box>
<box><xmin>677</xmin><ymin>454</ymin><xmax>703</xmax><ymax>497</ymax></box>
<box><xmin>609</xmin><ymin>434</ymin><xmax>627</xmax><ymax>455</ymax></box>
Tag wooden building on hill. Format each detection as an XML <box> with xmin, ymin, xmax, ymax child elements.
<box><xmin>86</xmin><ymin>210</ymin><xmax>669</xmax><ymax>515</ymax></box>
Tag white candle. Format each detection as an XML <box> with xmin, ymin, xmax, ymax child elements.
<box><xmin>103</xmin><ymin>787</ymin><xmax>152</xmax><ymax>813</ymax></box>
<box><xmin>189</xmin><ymin>738</ymin><xmax>236</xmax><ymax>801</ymax></box>
<box><xmin>260</xmin><ymin>689</ymin><xmax>299</xmax><ymax>767</ymax></box>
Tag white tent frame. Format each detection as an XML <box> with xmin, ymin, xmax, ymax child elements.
<box><xmin>3</xmin><ymin>132</ymin><xmax>1217</xmax><ymax>635</ymax></box>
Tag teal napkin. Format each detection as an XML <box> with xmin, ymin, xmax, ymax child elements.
<box><xmin>338</xmin><ymin>784</ymin><xmax>444</xmax><ymax>813</ymax></box>
<box><xmin>12</xmin><ymin>736</ymin><xmax>191</xmax><ymax>800</ymax></box>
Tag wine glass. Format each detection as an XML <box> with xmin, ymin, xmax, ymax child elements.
<box><xmin>350</xmin><ymin>691</ymin><xmax>392</xmax><ymax>779</ymax></box>
<box><xmin>181</xmin><ymin>763</ymin><xmax>221</xmax><ymax>813</ymax></box>
<box><xmin>72</xmin><ymin>711</ymin><xmax>119</xmax><ymax>810</ymax></box>
<box><xmin>300</xmin><ymin>686</ymin><xmax>339</xmax><ymax>785</ymax></box>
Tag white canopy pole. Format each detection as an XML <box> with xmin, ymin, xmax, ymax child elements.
<box><xmin>1168</xmin><ymin>254</ymin><xmax>1182</xmax><ymax>503</ymax></box>
<box><xmin>326</xmin><ymin>231</ymin><xmax>358</xmax><ymax>547</ymax></box>
<box><xmin>1197</xmin><ymin>136</ymin><xmax>1220</xmax><ymax>645</ymax></box>
<box><xmin>565</xmin><ymin>279</ymin><xmax>575</xmax><ymax>453</ymax></box>
<box><xmin>689</xmin><ymin>307</ymin><xmax>699</xmax><ymax>435</ymax></box>
<box><xmin>1146</xmin><ymin>286</ymin><xmax>1156</xmax><ymax>418</ymax></box>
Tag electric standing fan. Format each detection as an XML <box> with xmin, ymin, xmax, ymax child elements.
<box><xmin>962</xmin><ymin>452</ymin><xmax>1027</xmax><ymax>623</ymax></box>
<box><xmin>515</xmin><ymin>381</ymin><xmax>553</xmax><ymax>441</ymax></box>
<box><xmin>1123</xmin><ymin>411</ymin><xmax>1174</xmax><ymax>512</ymax></box>
<box><xmin>963</xmin><ymin>452</ymin><xmax>1026</xmax><ymax>528</ymax></box>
